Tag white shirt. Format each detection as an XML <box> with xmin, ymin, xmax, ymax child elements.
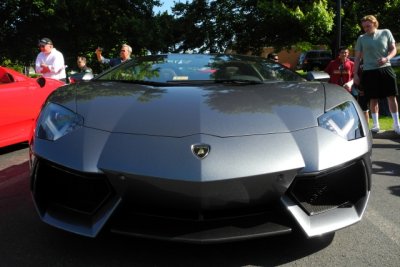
<box><xmin>35</xmin><ymin>48</ymin><xmax>66</xmax><ymax>80</ymax></box>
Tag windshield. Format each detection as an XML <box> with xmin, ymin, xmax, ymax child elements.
<box><xmin>96</xmin><ymin>54</ymin><xmax>304</xmax><ymax>84</ymax></box>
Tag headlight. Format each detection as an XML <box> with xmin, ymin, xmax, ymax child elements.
<box><xmin>318</xmin><ymin>101</ymin><xmax>364</xmax><ymax>140</ymax></box>
<box><xmin>36</xmin><ymin>103</ymin><xmax>83</xmax><ymax>141</ymax></box>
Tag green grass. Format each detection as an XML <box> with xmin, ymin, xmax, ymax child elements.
<box><xmin>371</xmin><ymin>116</ymin><xmax>395</xmax><ymax>131</ymax></box>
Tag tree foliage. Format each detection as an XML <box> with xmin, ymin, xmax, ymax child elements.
<box><xmin>0</xmin><ymin>0</ymin><xmax>399</xmax><ymax>71</ymax></box>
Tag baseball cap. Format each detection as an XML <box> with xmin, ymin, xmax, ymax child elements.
<box><xmin>38</xmin><ymin>38</ymin><xmax>53</xmax><ymax>46</ymax></box>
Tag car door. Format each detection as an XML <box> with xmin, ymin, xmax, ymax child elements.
<box><xmin>0</xmin><ymin>70</ymin><xmax>38</xmax><ymax>147</ymax></box>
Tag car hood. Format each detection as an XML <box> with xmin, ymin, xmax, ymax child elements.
<box><xmin>52</xmin><ymin>81</ymin><xmax>326</xmax><ymax>137</ymax></box>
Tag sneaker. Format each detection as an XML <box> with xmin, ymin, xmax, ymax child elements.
<box><xmin>393</xmin><ymin>125</ymin><xmax>400</xmax><ymax>135</ymax></box>
<box><xmin>371</xmin><ymin>125</ymin><xmax>380</xmax><ymax>133</ymax></box>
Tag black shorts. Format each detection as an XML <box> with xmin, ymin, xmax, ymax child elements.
<box><xmin>357</xmin><ymin>94</ymin><xmax>369</xmax><ymax>111</ymax></box>
<box><xmin>361</xmin><ymin>66</ymin><xmax>398</xmax><ymax>98</ymax></box>
<box><xmin>352</xmin><ymin>85</ymin><xmax>369</xmax><ymax>111</ymax></box>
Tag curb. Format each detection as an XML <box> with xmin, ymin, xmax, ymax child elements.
<box><xmin>371</xmin><ymin>130</ymin><xmax>400</xmax><ymax>140</ymax></box>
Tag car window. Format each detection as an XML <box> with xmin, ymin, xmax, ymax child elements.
<box><xmin>305</xmin><ymin>51</ymin><xmax>331</xmax><ymax>59</ymax></box>
<box><xmin>0</xmin><ymin>73</ymin><xmax>14</xmax><ymax>84</ymax></box>
<box><xmin>306</xmin><ymin>52</ymin><xmax>319</xmax><ymax>58</ymax></box>
<box><xmin>321</xmin><ymin>52</ymin><xmax>331</xmax><ymax>58</ymax></box>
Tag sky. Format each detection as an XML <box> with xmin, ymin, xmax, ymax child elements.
<box><xmin>153</xmin><ymin>0</ymin><xmax>192</xmax><ymax>14</ymax></box>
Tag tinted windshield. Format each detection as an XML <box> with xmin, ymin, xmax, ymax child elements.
<box><xmin>96</xmin><ymin>54</ymin><xmax>304</xmax><ymax>83</ymax></box>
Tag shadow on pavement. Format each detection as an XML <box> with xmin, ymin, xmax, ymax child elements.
<box><xmin>0</xmin><ymin>142</ymin><xmax>29</xmax><ymax>155</ymax></box>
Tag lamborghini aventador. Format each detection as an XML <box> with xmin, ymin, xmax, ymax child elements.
<box><xmin>30</xmin><ymin>53</ymin><xmax>372</xmax><ymax>243</ymax></box>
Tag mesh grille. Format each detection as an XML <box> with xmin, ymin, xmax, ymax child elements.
<box><xmin>34</xmin><ymin>159</ymin><xmax>113</xmax><ymax>215</ymax></box>
<box><xmin>289</xmin><ymin>160</ymin><xmax>367</xmax><ymax>215</ymax></box>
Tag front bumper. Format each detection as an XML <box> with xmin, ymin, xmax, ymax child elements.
<box><xmin>30</xmin><ymin>153</ymin><xmax>371</xmax><ymax>243</ymax></box>
<box><xmin>30</xmin><ymin>123</ymin><xmax>372</xmax><ymax>243</ymax></box>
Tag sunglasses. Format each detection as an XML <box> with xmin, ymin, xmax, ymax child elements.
<box><xmin>120</xmin><ymin>50</ymin><xmax>126</xmax><ymax>52</ymax></box>
<box><xmin>39</xmin><ymin>44</ymin><xmax>46</xmax><ymax>48</ymax></box>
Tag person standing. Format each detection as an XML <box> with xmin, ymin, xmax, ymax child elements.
<box><xmin>68</xmin><ymin>56</ymin><xmax>93</xmax><ymax>83</ymax></box>
<box><xmin>324</xmin><ymin>46</ymin><xmax>354</xmax><ymax>93</ymax></box>
<box><xmin>35</xmin><ymin>38</ymin><xmax>66</xmax><ymax>80</ymax></box>
<box><xmin>353</xmin><ymin>60</ymin><xmax>370</xmax><ymax>126</ymax></box>
<box><xmin>353</xmin><ymin>15</ymin><xmax>399</xmax><ymax>134</ymax></box>
<box><xmin>95</xmin><ymin>44</ymin><xmax>132</xmax><ymax>67</ymax></box>
<box><xmin>267</xmin><ymin>52</ymin><xmax>279</xmax><ymax>62</ymax></box>
<box><xmin>77</xmin><ymin>56</ymin><xmax>92</xmax><ymax>74</ymax></box>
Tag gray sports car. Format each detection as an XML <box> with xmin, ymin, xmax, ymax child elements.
<box><xmin>30</xmin><ymin>53</ymin><xmax>372</xmax><ymax>243</ymax></box>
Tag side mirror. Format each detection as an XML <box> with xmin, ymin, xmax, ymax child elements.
<box><xmin>37</xmin><ymin>77</ymin><xmax>46</xmax><ymax>87</ymax></box>
<box><xmin>306</xmin><ymin>71</ymin><xmax>330</xmax><ymax>82</ymax></box>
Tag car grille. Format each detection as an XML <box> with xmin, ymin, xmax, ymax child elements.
<box><xmin>33</xmin><ymin>159</ymin><xmax>114</xmax><ymax>215</ymax></box>
<box><xmin>288</xmin><ymin>159</ymin><xmax>368</xmax><ymax>215</ymax></box>
<box><xmin>111</xmin><ymin>171</ymin><xmax>289</xmax><ymax>222</ymax></box>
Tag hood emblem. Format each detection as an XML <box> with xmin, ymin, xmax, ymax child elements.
<box><xmin>191</xmin><ymin>144</ymin><xmax>210</xmax><ymax>159</ymax></box>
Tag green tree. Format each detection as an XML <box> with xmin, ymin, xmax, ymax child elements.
<box><xmin>0</xmin><ymin>0</ymin><xmax>399</xmax><ymax>72</ymax></box>
<box><xmin>335</xmin><ymin>0</ymin><xmax>400</xmax><ymax>50</ymax></box>
<box><xmin>0</xmin><ymin>0</ymin><xmax>162</xmax><ymax>70</ymax></box>
<box><xmin>170</xmin><ymin>0</ymin><xmax>335</xmax><ymax>54</ymax></box>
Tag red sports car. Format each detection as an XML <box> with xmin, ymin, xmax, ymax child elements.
<box><xmin>0</xmin><ymin>66</ymin><xmax>64</xmax><ymax>148</ymax></box>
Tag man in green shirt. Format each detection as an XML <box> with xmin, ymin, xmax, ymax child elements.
<box><xmin>353</xmin><ymin>15</ymin><xmax>399</xmax><ymax>135</ymax></box>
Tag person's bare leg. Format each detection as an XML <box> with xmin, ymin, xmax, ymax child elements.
<box><xmin>387</xmin><ymin>96</ymin><xmax>398</xmax><ymax>113</ymax></box>
<box><xmin>388</xmin><ymin>96</ymin><xmax>400</xmax><ymax>134</ymax></box>
<box><xmin>370</xmin><ymin>98</ymin><xmax>380</xmax><ymax>132</ymax></box>
<box><xmin>364</xmin><ymin>111</ymin><xmax>369</xmax><ymax>127</ymax></box>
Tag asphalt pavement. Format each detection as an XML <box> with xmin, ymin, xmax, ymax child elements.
<box><xmin>371</xmin><ymin>129</ymin><xmax>400</xmax><ymax>139</ymax></box>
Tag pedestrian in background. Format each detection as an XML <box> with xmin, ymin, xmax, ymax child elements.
<box><xmin>353</xmin><ymin>60</ymin><xmax>370</xmax><ymax>125</ymax></box>
<box><xmin>353</xmin><ymin>15</ymin><xmax>399</xmax><ymax>134</ymax></box>
<box><xmin>95</xmin><ymin>44</ymin><xmax>132</xmax><ymax>67</ymax></box>
<box><xmin>267</xmin><ymin>52</ymin><xmax>279</xmax><ymax>62</ymax></box>
<box><xmin>35</xmin><ymin>38</ymin><xmax>66</xmax><ymax>80</ymax></box>
<box><xmin>324</xmin><ymin>46</ymin><xmax>354</xmax><ymax>93</ymax></box>
<box><xmin>77</xmin><ymin>56</ymin><xmax>92</xmax><ymax>74</ymax></box>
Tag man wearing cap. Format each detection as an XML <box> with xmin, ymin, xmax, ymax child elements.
<box><xmin>35</xmin><ymin>38</ymin><xmax>66</xmax><ymax>80</ymax></box>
